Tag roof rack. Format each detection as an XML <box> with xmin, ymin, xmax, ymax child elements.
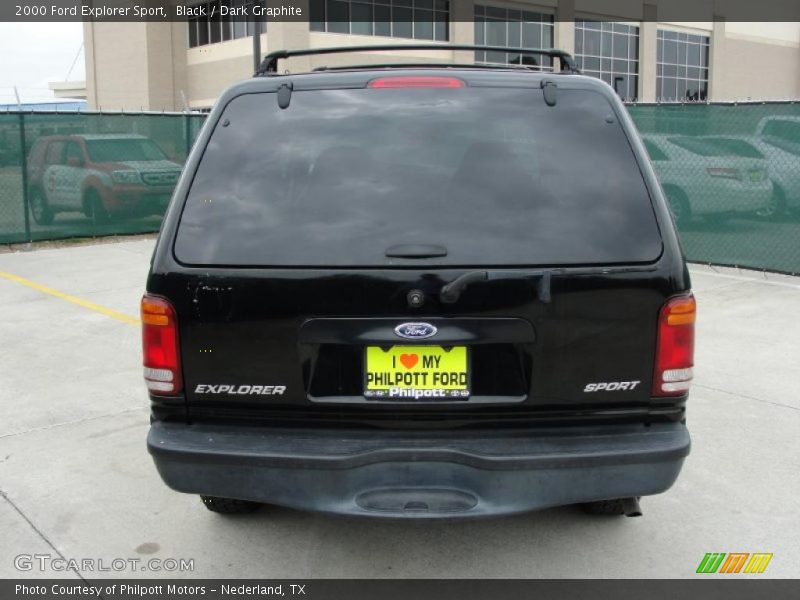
<box><xmin>255</xmin><ymin>44</ymin><xmax>580</xmax><ymax>77</ymax></box>
<box><xmin>311</xmin><ymin>62</ymin><xmax>563</xmax><ymax>74</ymax></box>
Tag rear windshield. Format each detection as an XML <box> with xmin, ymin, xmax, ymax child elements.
<box><xmin>668</xmin><ymin>136</ymin><xmax>764</xmax><ymax>158</ymax></box>
<box><xmin>761</xmin><ymin>120</ymin><xmax>800</xmax><ymax>156</ymax></box>
<box><xmin>175</xmin><ymin>85</ymin><xmax>662</xmax><ymax>267</ymax></box>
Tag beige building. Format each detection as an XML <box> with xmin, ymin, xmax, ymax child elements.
<box><xmin>83</xmin><ymin>0</ymin><xmax>800</xmax><ymax>111</ymax></box>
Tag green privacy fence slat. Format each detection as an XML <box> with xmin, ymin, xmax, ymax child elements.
<box><xmin>0</xmin><ymin>104</ymin><xmax>798</xmax><ymax>275</ymax></box>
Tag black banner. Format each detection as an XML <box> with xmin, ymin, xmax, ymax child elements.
<box><xmin>2</xmin><ymin>0</ymin><xmax>800</xmax><ymax>23</ymax></box>
<box><xmin>3</xmin><ymin>580</ymin><xmax>800</xmax><ymax>600</ymax></box>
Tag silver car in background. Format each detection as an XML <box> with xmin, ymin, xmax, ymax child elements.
<box><xmin>642</xmin><ymin>134</ymin><xmax>772</xmax><ymax>226</ymax></box>
<box><xmin>749</xmin><ymin>116</ymin><xmax>800</xmax><ymax>219</ymax></box>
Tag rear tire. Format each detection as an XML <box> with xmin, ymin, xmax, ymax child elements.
<box><xmin>30</xmin><ymin>189</ymin><xmax>54</xmax><ymax>225</ymax></box>
<box><xmin>665</xmin><ymin>188</ymin><xmax>691</xmax><ymax>227</ymax></box>
<box><xmin>200</xmin><ymin>496</ymin><xmax>260</xmax><ymax>515</ymax></box>
<box><xmin>86</xmin><ymin>190</ymin><xmax>110</xmax><ymax>225</ymax></box>
<box><xmin>756</xmin><ymin>185</ymin><xmax>787</xmax><ymax>220</ymax></box>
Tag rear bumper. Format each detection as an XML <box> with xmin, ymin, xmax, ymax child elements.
<box><xmin>148</xmin><ymin>421</ymin><xmax>690</xmax><ymax>519</ymax></box>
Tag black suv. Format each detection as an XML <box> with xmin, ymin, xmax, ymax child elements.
<box><xmin>143</xmin><ymin>46</ymin><xmax>694</xmax><ymax>519</ymax></box>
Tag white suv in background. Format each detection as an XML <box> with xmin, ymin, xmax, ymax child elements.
<box><xmin>27</xmin><ymin>134</ymin><xmax>182</xmax><ymax>225</ymax></box>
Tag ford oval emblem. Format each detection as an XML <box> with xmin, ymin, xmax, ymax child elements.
<box><xmin>394</xmin><ymin>322</ymin><xmax>438</xmax><ymax>340</ymax></box>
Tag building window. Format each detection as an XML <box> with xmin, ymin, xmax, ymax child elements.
<box><xmin>574</xmin><ymin>19</ymin><xmax>639</xmax><ymax>100</ymax></box>
<box><xmin>473</xmin><ymin>5</ymin><xmax>554</xmax><ymax>69</ymax></box>
<box><xmin>657</xmin><ymin>29</ymin><xmax>709</xmax><ymax>101</ymax></box>
<box><xmin>310</xmin><ymin>0</ymin><xmax>450</xmax><ymax>42</ymax></box>
<box><xmin>188</xmin><ymin>1</ymin><xmax>267</xmax><ymax>49</ymax></box>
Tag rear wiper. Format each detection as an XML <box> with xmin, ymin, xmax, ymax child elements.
<box><xmin>439</xmin><ymin>271</ymin><xmax>488</xmax><ymax>303</ymax></box>
<box><xmin>439</xmin><ymin>270</ymin><xmax>552</xmax><ymax>304</ymax></box>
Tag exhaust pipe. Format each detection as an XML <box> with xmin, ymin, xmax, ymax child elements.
<box><xmin>621</xmin><ymin>497</ymin><xmax>642</xmax><ymax>517</ymax></box>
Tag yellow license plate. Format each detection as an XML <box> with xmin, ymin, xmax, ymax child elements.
<box><xmin>364</xmin><ymin>346</ymin><xmax>470</xmax><ymax>400</ymax></box>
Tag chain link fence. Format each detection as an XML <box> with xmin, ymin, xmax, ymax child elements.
<box><xmin>0</xmin><ymin>103</ymin><xmax>798</xmax><ymax>274</ymax></box>
<box><xmin>0</xmin><ymin>111</ymin><xmax>205</xmax><ymax>244</ymax></box>
<box><xmin>628</xmin><ymin>101</ymin><xmax>800</xmax><ymax>275</ymax></box>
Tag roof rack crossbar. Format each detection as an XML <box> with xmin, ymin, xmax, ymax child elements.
<box><xmin>255</xmin><ymin>44</ymin><xmax>579</xmax><ymax>76</ymax></box>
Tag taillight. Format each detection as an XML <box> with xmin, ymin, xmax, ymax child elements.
<box><xmin>653</xmin><ymin>293</ymin><xmax>696</xmax><ymax>397</ymax></box>
<box><xmin>368</xmin><ymin>76</ymin><xmax>465</xmax><ymax>88</ymax></box>
<box><xmin>706</xmin><ymin>167</ymin><xmax>741</xmax><ymax>180</ymax></box>
<box><xmin>141</xmin><ymin>294</ymin><xmax>181</xmax><ymax>395</ymax></box>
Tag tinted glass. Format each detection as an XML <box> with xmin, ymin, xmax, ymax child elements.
<box><xmin>575</xmin><ymin>20</ymin><xmax>639</xmax><ymax>100</ymax></box>
<box><xmin>656</xmin><ymin>29</ymin><xmax>709</xmax><ymax>101</ymax></box>
<box><xmin>45</xmin><ymin>141</ymin><xmax>65</xmax><ymax>164</ymax></box>
<box><xmin>86</xmin><ymin>139</ymin><xmax>167</xmax><ymax>162</ymax></box>
<box><xmin>175</xmin><ymin>86</ymin><xmax>662</xmax><ymax>267</ymax></box>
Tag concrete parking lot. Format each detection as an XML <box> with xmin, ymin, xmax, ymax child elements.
<box><xmin>0</xmin><ymin>237</ymin><xmax>798</xmax><ymax>579</ymax></box>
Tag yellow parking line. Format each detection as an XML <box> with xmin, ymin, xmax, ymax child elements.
<box><xmin>0</xmin><ymin>271</ymin><xmax>140</xmax><ymax>326</ymax></box>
